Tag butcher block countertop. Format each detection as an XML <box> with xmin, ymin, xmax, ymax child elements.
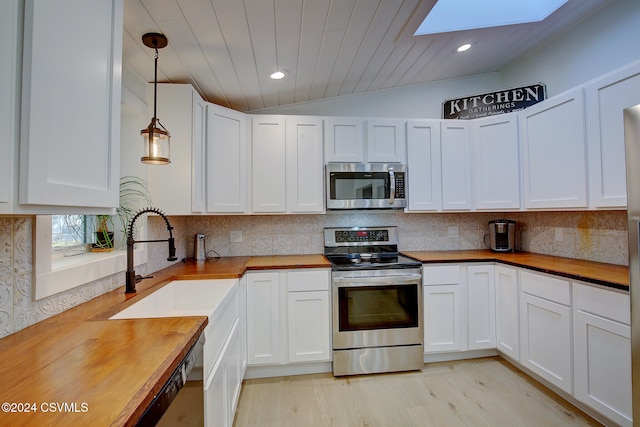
<box><xmin>0</xmin><ymin>252</ymin><xmax>626</xmax><ymax>426</ymax></box>
<box><xmin>404</xmin><ymin>250</ymin><xmax>629</xmax><ymax>291</ymax></box>
<box><xmin>0</xmin><ymin>254</ymin><xmax>327</xmax><ymax>427</ymax></box>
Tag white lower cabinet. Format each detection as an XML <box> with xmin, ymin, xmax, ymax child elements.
<box><xmin>247</xmin><ymin>269</ymin><xmax>331</xmax><ymax>366</ymax></box>
<box><xmin>519</xmin><ymin>270</ymin><xmax>573</xmax><ymax>394</ymax></box>
<box><xmin>573</xmin><ymin>283</ymin><xmax>632</xmax><ymax>426</ymax></box>
<box><xmin>466</xmin><ymin>265</ymin><xmax>495</xmax><ymax>350</ymax></box>
<box><xmin>246</xmin><ymin>271</ymin><xmax>283</xmax><ymax>365</ymax></box>
<box><xmin>423</xmin><ymin>265</ymin><xmax>465</xmax><ymax>352</ymax></box>
<box><xmin>197</xmin><ymin>279</ymin><xmax>244</xmax><ymax>427</ymax></box>
<box><xmin>205</xmin><ymin>319</ymin><xmax>240</xmax><ymax>427</ymax></box>
<box><xmin>494</xmin><ymin>265</ymin><xmax>520</xmax><ymax>361</ymax></box>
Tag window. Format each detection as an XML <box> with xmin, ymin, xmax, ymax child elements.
<box><xmin>51</xmin><ymin>215</ymin><xmax>87</xmax><ymax>250</ymax></box>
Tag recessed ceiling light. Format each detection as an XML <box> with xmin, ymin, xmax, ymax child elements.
<box><xmin>270</xmin><ymin>70</ymin><xmax>287</xmax><ymax>80</ymax></box>
<box><xmin>415</xmin><ymin>0</ymin><xmax>569</xmax><ymax>36</ymax></box>
<box><xmin>457</xmin><ymin>43</ymin><xmax>472</xmax><ymax>52</ymax></box>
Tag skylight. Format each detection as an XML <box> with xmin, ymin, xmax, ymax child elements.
<box><xmin>414</xmin><ymin>0</ymin><xmax>569</xmax><ymax>36</ymax></box>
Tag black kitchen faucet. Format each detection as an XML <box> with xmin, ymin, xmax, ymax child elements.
<box><xmin>125</xmin><ymin>207</ymin><xmax>177</xmax><ymax>294</ymax></box>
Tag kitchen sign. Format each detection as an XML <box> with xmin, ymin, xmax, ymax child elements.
<box><xmin>442</xmin><ymin>83</ymin><xmax>546</xmax><ymax>119</ymax></box>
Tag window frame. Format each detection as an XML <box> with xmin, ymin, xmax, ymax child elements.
<box><xmin>34</xmin><ymin>215</ymin><xmax>148</xmax><ymax>300</ymax></box>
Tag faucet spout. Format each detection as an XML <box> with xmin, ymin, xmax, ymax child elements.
<box><xmin>125</xmin><ymin>207</ymin><xmax>177</xmax><ymax>294</ymax></box>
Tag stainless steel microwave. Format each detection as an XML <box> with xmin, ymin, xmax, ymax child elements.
<box><xmin>326</xmin><ymin>163</ymin><xmax>406</xmax><ymax>210</ymax></box>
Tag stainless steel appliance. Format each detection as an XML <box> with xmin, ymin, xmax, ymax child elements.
<box><xmin>326</xmin><ymin>163</ymin><xmax>407</xmax><ymax>210</ymax></box>
<box><xmin>324</xmin><ymin>226</ymin><xmax>423</xmax><ymax>376</ymax></box>
<box><xmin>624</xmin><ymin>105</ymin><xmax>640</xmax><ymax>421</ymax></box>
<box><xmin>194</xmin><ymin>233</ymin><xmax>207</xmax><ymax>261</ymax></box>
<box><xmin>488</xmin><ymin>219</ymin><xmax>516</xmax><ymax>252</ymax></box>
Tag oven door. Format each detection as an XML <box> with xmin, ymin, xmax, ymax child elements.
<box><xmin>332</xmin><ymin>270</ymin><xmax>423</xmax><ymax>349</ymax></box>
<box><xmin>326</xmin><ymin>163</ymin><xmax>406</xmax><ymax>209</ymax></box>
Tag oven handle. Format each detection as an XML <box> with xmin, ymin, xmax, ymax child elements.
<box><xmin>333</xmin><ymin>273</ymin><xmax>422</xmax><ymax>285</ymax></box>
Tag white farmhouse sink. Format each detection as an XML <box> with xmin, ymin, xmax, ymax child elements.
<box><xmin>110</xmin><ymin>278</ymin><xmax>241</xmax><ymax>385</ymax></box>
<box><xmin>110</xmin><ymin>279</ymin><xmax>238</xmax><ymax>320</ymax></box>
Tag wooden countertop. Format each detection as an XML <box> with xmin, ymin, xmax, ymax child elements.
<box><xmin>0</xmin><ymin>252</ymin><xmax>626</xmax><ymax>425</ymax></box>
<box><xmin>404</xmin><ymin>250</ymin><xmax>629</xmax><ymax>290</ymax></box>
<box><xmin>0</xmin><ymin>254</ymin><xmax>325</xmax><ymax>427</ymax></box>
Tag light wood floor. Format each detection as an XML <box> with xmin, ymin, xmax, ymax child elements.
<box><xmin>233</xmin><ymin>357</ymin><xmax>601</xmax><ymax>427</ymax></box>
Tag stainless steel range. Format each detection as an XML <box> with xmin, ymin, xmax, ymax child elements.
<box><xmin>324</xmin><ymin>226</ymin><xmax>424</xmax><ymax>376</ymax></box>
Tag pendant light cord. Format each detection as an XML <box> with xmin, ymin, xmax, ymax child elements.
<box><xmin>153</xmin><ymin>42</ymin><xmax>159</xmax><ymax>121</ymax></box>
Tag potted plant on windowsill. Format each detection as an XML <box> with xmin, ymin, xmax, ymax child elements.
<box><xmin>88</xmin><ymin>176</ymin><xmax>152</xmax><ymax>252</ymax></box>
<box><xmin>92</xmin><ymin>215</ymin><xmax>115</xmax><ymax>251</ymax></box>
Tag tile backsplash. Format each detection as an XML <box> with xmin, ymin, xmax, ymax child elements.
<box><xmin>0</xmin><ymin>210</ymin><xmax>628</xmax><ymax>338</ymax></box>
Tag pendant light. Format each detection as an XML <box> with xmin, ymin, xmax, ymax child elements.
<box><xmin>140</xmin><ymin>33</ymin><xmax>170</xmax><ymax>165</ymax></box>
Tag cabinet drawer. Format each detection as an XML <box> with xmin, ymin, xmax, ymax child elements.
<box><xmin>573</xmin><ymin>282</ymin><xmax>630</xmax><ymax>325</ymax></box>
<box><xmin>423</xmin><ymin>265</ymin><xmax>461</xmax><ymax>285</ymax></box>
<box><xmin>520</xmin><ymin>270</ymin><xmax>571</xmax><ymax>305</ymax></box>
<box><xmin>288</xmin><ymin>269</ymin><xmax>330</xmax><ymax>292</ymax></box>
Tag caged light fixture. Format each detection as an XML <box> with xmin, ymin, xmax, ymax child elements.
<box><xmin>140</xmin><ymin>32</ymin><xmax>171</xmax><ymax>165</ymax></box>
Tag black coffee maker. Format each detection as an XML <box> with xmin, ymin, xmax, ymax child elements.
<box><xmin>488</xmin><ymin>220</ymin><xmax>516</xmax><ymax>252</ymax></box>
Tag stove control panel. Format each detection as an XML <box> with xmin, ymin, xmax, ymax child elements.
<box><xmin>335</xmin><ymin>229</ymin><xmax>389</xmax><ymax>243</ymax></box>
<box><xmin>324</xmin><ymin>226</ymin><xmax>399</xmax><ymax>247</ymax></box>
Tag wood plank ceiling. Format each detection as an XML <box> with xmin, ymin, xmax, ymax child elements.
<box><xmin>122</xmin><ymin>0</ymin><xmax>612</xmax><ymax>112</ymax></box>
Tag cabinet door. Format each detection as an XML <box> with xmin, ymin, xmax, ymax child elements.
<box><xmin>204</xmin><ymin>356</ymin><xmax>228</xmax><ymax>427</ymax></box>
<box><xmin>192</xmin><ymin>95</ymin><xmax>207</xmax><ymax>212</ymax></box>
<box><xmin>466</xmin><ymin>265</ymin><xmax>496</xmax><ymax>350</ymax></box>
<box><xmin>423</xmin><ymin>284</ymin><xmax>465</xmax><ymax>352</ymax></box>
<box><xmin>246</xmin><ymin>272</ymin><xmax>283</xmax><ymax>365</ymax></box>
<box><xmin>19</xmin><ymin>0</ymin><xmax>123</xmax><ymax>210</ymax></box>
<box><xmin>0</xmin><ymin>0</ymin><xmax>19</xmax><ymax>212</ymax></box>
<box><xmin>146</xmin><ymin>84</ymin><xmax>200</xmax><ymax>215</ymax></box>
<box><xmin>207</xmin><ymin>104</ymin><xmax>248</xmax><ymax>213</ymax></box>
<box><xmin>252</xmin><ymin>116</ymin><xmax>286</xmax><ymax>212</ymax></box>
<box><xmin>585</xmin><ymin>61</ymin><xmax>640</xmax><ymax>208</ymax></box>
<box><xmin>324</xmin><ymin>118</ymin><xmax>364</xmax><ymax>162</ymax></box>
<box><xmin>286</xmin><ymin>117</ymin><xmax>324</xmax><ymax>213</ymax></box>
<box><xmin>473</xmin><ymin>114</ymin><xmax>521</xmax><ymax>210</ymax></box>
<box><xmin>520</xmin><ymin>293</ymin><xmax>572</xmax><ymax>393</ymax></box>
<box><xmin>406</xmin><ymin>120</ymin><xmax>442</xmax><ymax>211</ymax></box>
<box><xmin>494</xmin><ymin>265</ymin><xmax>520</xmax><ymax>361</ymax></box>
<box><xmin>573</xmin><ymin>310</ymin><xmax>631</xmax><ymax>426</ymax></box>
<box><xmin>573</xmin><ymin>282</ymin><xmax>632</xmax><ymax>426</ymax></box>
<box><xmin>287</xmin><ymin>291</ymin><xmax>331</xmax><ymax>363</ymax></box>
<box><xmin>440</xmin><ymin>120</ymin><xmax>473</xmax><ymax>210</ymax></box>
<box><xmin>226</xmin><ymin>321</ymin><xmax>243</xmax><ymax>423</ymax></box>
<box><xmin>366</xmin><ymin>119</ymin><xmax>406</xmax><ymax>162</ymax></box>
<box><xmin>520</xmin><ymin>88</ymin><xmax>587</xmax><ymax>209</ymax></box>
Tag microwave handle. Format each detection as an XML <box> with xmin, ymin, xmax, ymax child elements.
<box><xmin>388</xmin><ymin>168</ymin><xmax>395</xmax><ymax>204</ymax></box>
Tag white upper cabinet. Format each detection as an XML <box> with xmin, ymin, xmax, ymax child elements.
<box><xmin>520</xmin><ymin>88</ymin><xmax>588</xmax><ymax>209</ymax></box>
<box><xmin>472</xmin><ymin>114</ymin><xmax>521</xmax><ymax>210</ymax></box>
<box><xmin>252</xmin><ymin>116</ymin><xmax>287</xmax><ymax>212</ymax></box>
<box><xmin>441</xmin><ymin>120</ymin><xmax>473</xmax><ymax>210</ymax></box>
<box><xmin>0</xmin><ymin>0</ymin><xmax>19</xmax><ymax>213</ymax></box>
<box><xmin>286</xmin><ymin>117</ymin><xmax>325</xmax><ymax>213</ymax></box>
<box><xmin>146</xmin><ymin>84</ymin><xmax>205</xmax><ymax>215</ymax></box>
<box><xmin>324</xmin><ymin>117</ymin><xmax>364</xmax><ymax>162</ymax></box>
<box><xmin>325</xmin><ymin>117</ymin><xmax>405</xmax><ymax>163</ymax></box>
<box><xmin>585</xmin><ymin>60</ymin><xmax>640</xmax><ymax>209</ymax></box>
<box><xmin>192</xmin><ymin>95</ymin><xmax>208</xmax><ymax>213</ymax></box>
<box><xmin>406</xmin><ymin>120</ymin><xmax>442</xmax><ymax>211</ymax></box>
<box><xmin>365</xmin><ymin>119</ymin><xmax>406</xmax><ymax>163</ymax></box>
<box><xmin>251</xmin><ymin>115</ymin><xmax>324</xmax><ymax>214</ymax></box>
<box><xmin>19</xmin><ymin>0</ymin><xmax>123</xmax><ymax>211</ymax></box>
<box><xmin>207</xmin><ymin>104</ymin><xmax>249</xmax><ymax>213</ymax></box>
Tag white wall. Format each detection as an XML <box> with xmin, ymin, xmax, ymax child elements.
<box><xmin>250</xmin><ymin>73</ymin><xmax>502</xmax><ymax>118</ymax></box>
<box><xmin>251</xmin><ymin>0</ymin><xmax>640</xmax><ymax>118</ymax></box>
<box><xmin>501</xmin><ymin>0</ymin><xmax>640</xmax><ymax>96</ymax></box>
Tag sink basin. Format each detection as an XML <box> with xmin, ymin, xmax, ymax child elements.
<box><xmin>110</xmin><ymin>279</ymin><xmax>238</xmax><ymax>320</ymax></box>
<box><xmin>111</xmin><ymin>278</ymin><xmax>241</xmax><ymax>384</ymax></box>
